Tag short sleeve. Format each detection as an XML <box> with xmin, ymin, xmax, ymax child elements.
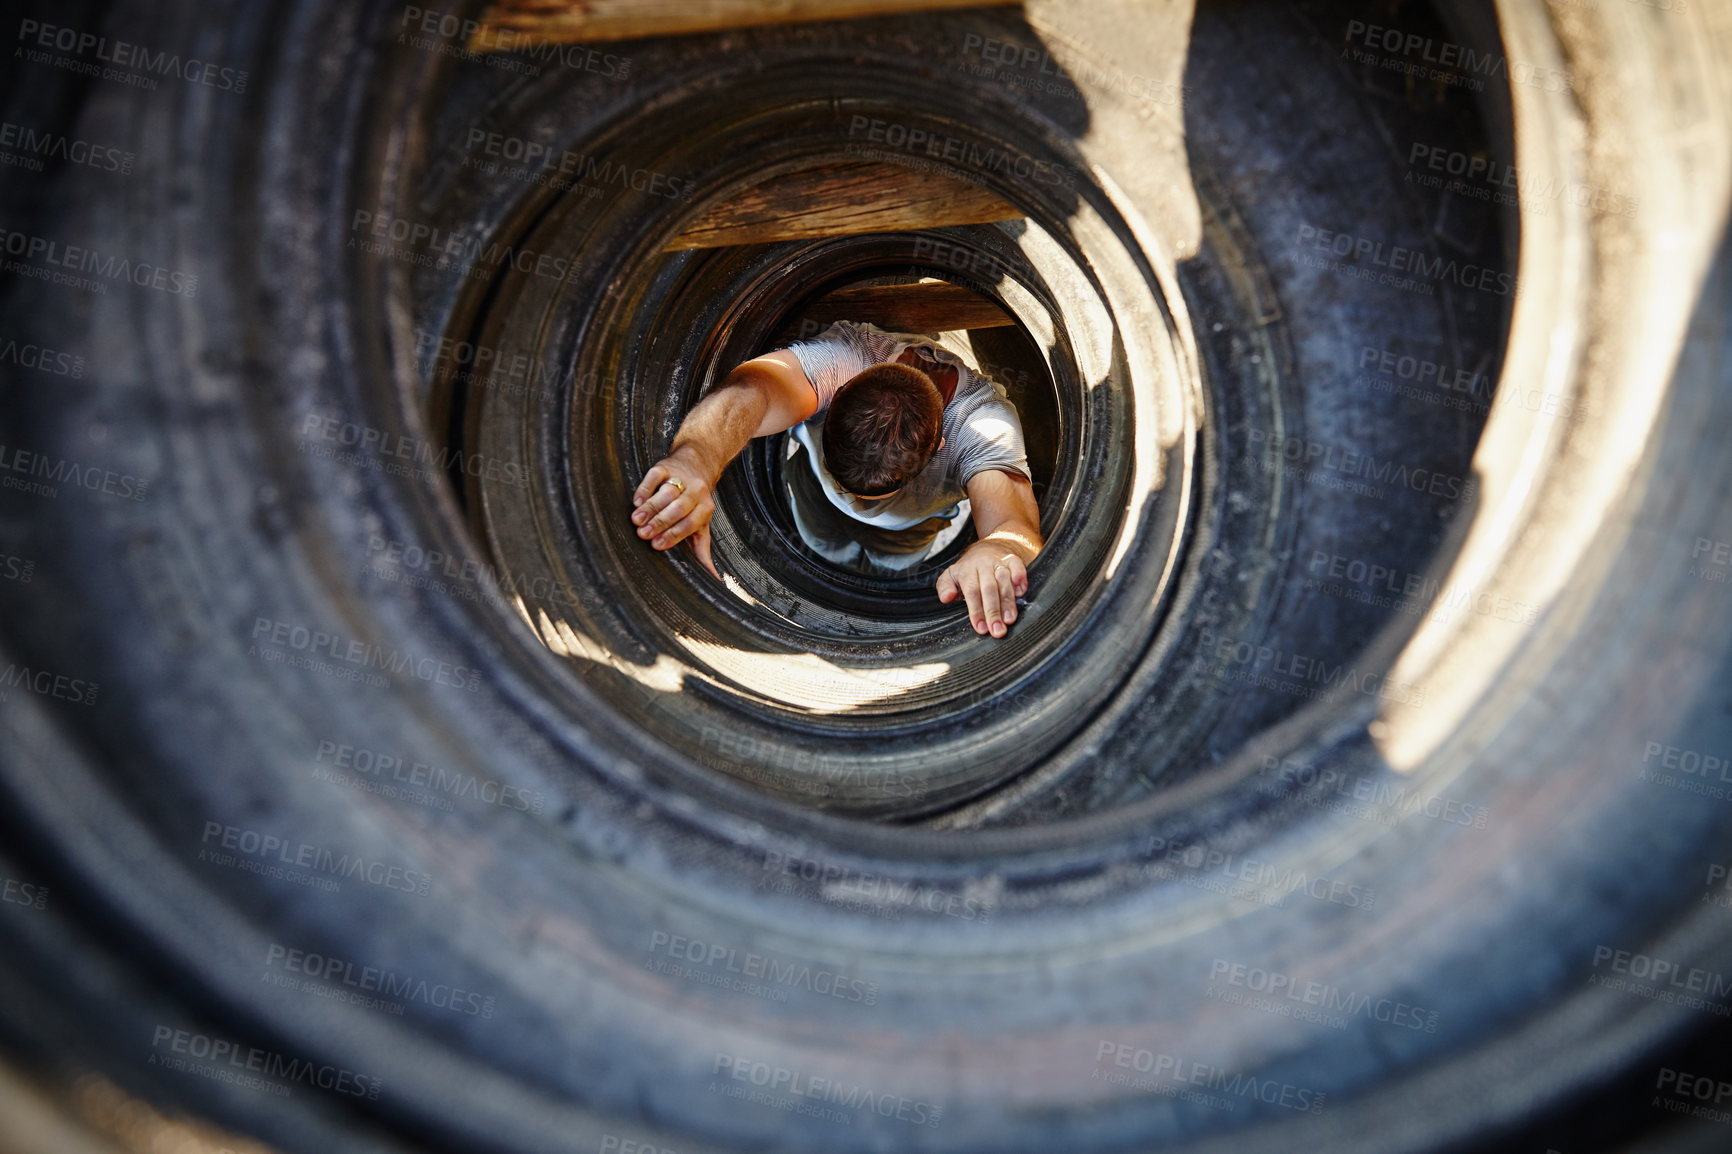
<box><xmin>785</xmin><ymin>321</ymin><xmax>888</xmax><ymax>412</ymax></box>
<box><xmin>951</xmin><ymin>394</ymin><xmax>1032</xmax><ymax>487</ymax></box>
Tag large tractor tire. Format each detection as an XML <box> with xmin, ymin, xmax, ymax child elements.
<box><xmin>1</xmin><ymin>0</ymin><xmax>1730</xmax><ymax>1151</ymax></box>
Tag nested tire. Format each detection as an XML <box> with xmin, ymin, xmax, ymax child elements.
<box><xmin>1</xmin><ymin>0</ymin><xmax>1731</xmax><ymax>1152</ymax></box>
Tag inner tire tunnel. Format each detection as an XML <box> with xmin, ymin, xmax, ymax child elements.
<box><xmin>1</xmin><ymin>1</ymin><xmax>1731</xmax><ymax>1152</ymax></box>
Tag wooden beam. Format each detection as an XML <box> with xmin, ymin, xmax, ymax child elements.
<box><xmin>470</xmin><ymin>0</ymin><xmax>1012</xmax><ymax>49</ymax></box>
<box><xmin>666</xmin><ymin>161</ymin><xmax>1020</xmax><ymax>251</ymax></box>
<box><xmin>782</xmin><ymin>281</ymin><xmax>1014</xmax><ymax>341</ymax></box>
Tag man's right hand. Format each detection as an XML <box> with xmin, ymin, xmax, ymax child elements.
<box><xmin>632</xmin><ymin>447</ymin><xmax>720</xmax><ymax>579</ymax></box>
<box><xmin>627</xmin><ymin>351</ymin><xmax>819</xmax><ymax>582</ymax></box>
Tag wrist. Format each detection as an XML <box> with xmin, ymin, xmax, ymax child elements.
<box><xmin>668</xmin><ymin>441</ymin><xmax>719</xmax><ymax>485</ymax></box>
<box><xmin>975</xmin><ymin>532</ymin><xmax>1039</xmax><ymax>566</ymax></box>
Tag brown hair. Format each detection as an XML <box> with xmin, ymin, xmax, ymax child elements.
<box><xmin>821</xmin><ymin>362</ymin><xmax>945</xmax><ymax>496</ymax></box>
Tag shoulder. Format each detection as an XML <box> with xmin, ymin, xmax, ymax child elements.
<box><xmin>946</xmin><ymin>369</ymin><xmax>1018</xmax><ymax>418</ymax></box>
<box><xmin>784</xmin><ymin>321</ymin><xmax>891</xmax><ymax>410</ymax></box>
<box><xmin>804</xmin><ymin>320</ymin><xmax>898</xmax><ymax>355</ymax></box>
<box><xmin>788</xmin><ymin>321</ymin><xmax>897</xmax><ymax>374</ymax></box>
<box><xmin>945</xmin><ymin>380</ymin><xmax>1027</xmax><ymax>465</ymax></box>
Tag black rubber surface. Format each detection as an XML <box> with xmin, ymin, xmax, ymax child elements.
<box><xmin>1</xmin><ymin>0</ymin><xmax>1731</xmax><ymax>1151</ymax></box>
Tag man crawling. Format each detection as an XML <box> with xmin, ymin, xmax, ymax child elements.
<box><xmin>629</xmin><ymin>320</ymin><xmax>1041</xmax><ymax>639</ymax></box>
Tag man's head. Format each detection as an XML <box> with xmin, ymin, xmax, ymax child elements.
<box><xmin>821</xmin><ymin>362</ymin><xmax>945</xmax><ymax>498</ymax></box>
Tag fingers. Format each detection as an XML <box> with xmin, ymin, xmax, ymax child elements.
<box><xmin>978</xmin><ymin>568</ymin><xmax>1005</xmax><ymax>637</ymax></box>
<box><xmin>648</xmin><ymin>505</ymin><xmax>704</xmax><ymax>551</ymax></box>
<box><xmin>637</xmin><ymin>489</ymin><xmax>691</xmax><ymax>540</ymax></box>
<box><xmin>936</xmin><ymin>568</ymin><xmax>958</xmax><ymax>603</ymax></box>
<box><xmin>632</xmin><ymin>464</ymin><xmax>669</xmax><ymax>506</ymax></box>
<box><xmin>633</xmin><ymin>481</ymin><xmax>687</xmax><ymax>531</ymax></box>
<box><xmin>958</xmin><ymin>570</ymin><xmax>985</xmax><ymax>636</ymax></box>
<box><xmin>994</xmin><ymin>562</ymin><xmax>1018</xmax><ymax>626</ymax></box>
<box><xmin>691</xmin><ymin>527</ymin><xmax>720</xmax><ymax>581</ymax></box>
<box><xmin>630</xmin><ymin>458</ymin><xmax>721</xmax><ymax>578</ymax></box>
<box><xmin>938</xmin><ymin>551</ymin><xmax>1030</xmax><ymax>638</ymax></box>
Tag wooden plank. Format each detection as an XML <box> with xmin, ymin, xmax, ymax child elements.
<box><xmin>781</xmin><ymin>280</ymin><xmax>1014</xmax><ymax>342</ymax></box>
<box><xmin>667</xmin><ymin>161</ymin><xmax>1021</xmax><ymax>251</ymax></box>
<box><xmin>470</xmin><ymin>0</ymin><xmax>1012</xmax><ymax>49</ymax></box>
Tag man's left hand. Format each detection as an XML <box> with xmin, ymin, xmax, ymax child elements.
<box><xmin>937</xmin><ymin>542</ymin><xmax>1030</xmax><ymax>638</ymax></box>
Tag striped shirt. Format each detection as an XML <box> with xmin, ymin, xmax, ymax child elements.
<box><xmin>786</xmin><ymin>321</ymin><xmax>1031</xmax><ymax>530</ymax></box>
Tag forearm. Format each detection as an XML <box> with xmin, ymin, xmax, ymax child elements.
<box><xmin>965</xmin><ymin>470</ymin><xmax>1042</xmax><ymax>565</ymax></box>
<box><xmin>667</xmin><ymin>371</ymin><xmax>772</xmax><ymax>481</ymax></box>
<box><xmin>976</xmin><ymin>519</ymin><xmax>1042</xmax><ymax>565</ymax></box>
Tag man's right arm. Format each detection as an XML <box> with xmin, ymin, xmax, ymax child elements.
<box><xmin>630</xmin><ymin>350</ymin><xmax>817</xmax><ymax>578</ymax></box>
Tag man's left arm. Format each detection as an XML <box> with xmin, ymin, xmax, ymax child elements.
<box><xmin>937</xmin><ymin>468</ymin><xmax>1042</xmax><ymax>638</ymax></box>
